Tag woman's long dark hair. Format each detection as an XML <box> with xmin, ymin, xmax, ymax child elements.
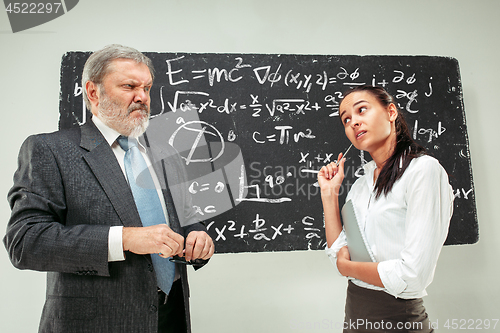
<box><xmin>341</xmin><ymin>85</ymin><xmax>426</xmax><ymax>198</ymax></box>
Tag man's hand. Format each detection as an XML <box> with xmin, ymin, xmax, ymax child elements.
<box><xmin>122</xmin><ymin>225</ymin><xmax>184</xmax><ymax>258</ymax></box>
<box><xmin>182</xmin><ymin>231</ymin><xmax>214</xmax><ymax>262</ymax></box>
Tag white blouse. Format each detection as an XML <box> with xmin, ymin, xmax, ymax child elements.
<box><xmin>325</xmin><ymin>155</ymin><xmax>454</xmax><ymax>299</ymax></box>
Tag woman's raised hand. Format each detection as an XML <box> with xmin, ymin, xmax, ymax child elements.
<box><xmin>317</xmin><ymin>152</ymin><xmax>346</xmax><ymax>197</ymax></box>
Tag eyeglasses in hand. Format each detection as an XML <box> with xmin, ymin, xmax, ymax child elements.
<box><xmin>169</xmin><ymin>255</ymin><xmax>208</xmax><ymax>265</ymax></box>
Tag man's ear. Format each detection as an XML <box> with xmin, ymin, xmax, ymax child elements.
<box><xmin>86</xmin><ymin>81</ymin><xmax>100</xmax><ymax>114</ymax></box>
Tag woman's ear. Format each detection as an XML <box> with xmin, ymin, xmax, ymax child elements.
<box><xmin>388</xmin><ymin>103</ymin><xmax>398</xmax><ymax>123</ymax></box>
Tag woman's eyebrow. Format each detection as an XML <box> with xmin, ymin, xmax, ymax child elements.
<box><xmin>352</xmin><ymin>100</ymin><xmax>368</xmax><ymax>107</ymax></box>
<box><xmin>340</xmin><ymin>99</ymin><xmax>368</xmax><ymax>118</ymax></box>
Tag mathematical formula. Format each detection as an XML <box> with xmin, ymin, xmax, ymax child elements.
<box><xmin>61</xmin><ymin>53</ymin><xmax>477</xmax><ymax>249</ymax></box>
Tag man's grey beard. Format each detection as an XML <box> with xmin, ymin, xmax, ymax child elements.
<box><xmin>126</xmin><ymin>114</ymin><xmax>149</xmax><ymax>138</ymax></box>
<box><xmin>97</xmin><ymin>96</ymin><xmax>150</xmax><ymax>138</ymax></box>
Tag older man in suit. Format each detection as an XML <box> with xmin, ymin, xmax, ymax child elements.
<box><xmin>3</xmin><ymin>44</ymin><xmax>214</xmax><ymax>333</ymax></box>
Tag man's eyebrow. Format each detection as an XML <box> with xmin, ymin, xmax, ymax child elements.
<box><xmin>121</xmin><ymin>79</ymin><xmax>153</xmax><ymax>86</ymax></box>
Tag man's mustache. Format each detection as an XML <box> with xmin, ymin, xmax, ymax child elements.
<box><xmin>128</xmin><ymin>103</ymin><xmax>149</xmax><ymax>114</ymax></box>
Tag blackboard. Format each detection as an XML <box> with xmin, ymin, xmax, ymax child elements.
<box><xmin>59</xmin><ymin>52</ymin><xmax>478</xmax><ymax>253</ymax></box>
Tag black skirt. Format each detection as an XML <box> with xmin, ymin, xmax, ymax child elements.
<box><xmin>343</xmin><ymin>281</ymin><xmax>433</xmax><ymax>333</ymax></box>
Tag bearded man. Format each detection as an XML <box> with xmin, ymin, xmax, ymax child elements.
<box><xmin>4</xmin><ymin>44</ymin><xmax>214</xmax><ymax>333</ymax></box>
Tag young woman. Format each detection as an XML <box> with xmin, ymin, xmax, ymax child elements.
<box><xmin>318</xmin><ymin>85</ymin><xmax>454</xmax><ymax>332</ymax></box>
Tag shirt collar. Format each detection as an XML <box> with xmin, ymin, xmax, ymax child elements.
<box><xmin>92</xmin><ymin>116</ymin><xmax>146</xmax><ymax>151</ymax></box>
<box><xmin>363</xmin><ymin>160</ymin><xmax>377</xmax><ymax>189</ymax></box>
<box><xmin>363</xmin><ymin>160</ymin><xmax>377</xmax><ymax>173</ymax></box>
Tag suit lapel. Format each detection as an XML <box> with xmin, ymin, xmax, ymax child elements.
<box><xmin>80</xmin><ymin>121</ymin><xmax>142</xmax><ymax>228</ymax></box>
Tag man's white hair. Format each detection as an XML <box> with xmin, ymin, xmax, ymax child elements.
<box><xmin>81</xmin><ymin>44</ymin><xmax>154</xmax><ymax>110</ymax></box>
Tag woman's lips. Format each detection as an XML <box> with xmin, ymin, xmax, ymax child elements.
<box><xmin>356</xmin><ymin>131</ymin><xmax>367</xmax><ymax>139</ymax></box>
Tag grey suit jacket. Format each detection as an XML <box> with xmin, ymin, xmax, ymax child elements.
<box><xmin>3</xmin><ymin>120</ymin><xmax>208</xmax><ymax>333</ymax></box>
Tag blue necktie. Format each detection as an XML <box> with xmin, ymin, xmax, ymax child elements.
<box><xmin>117</xmin><ymin>136</ymin><xmax>176</xmax><ymax>294</ymax></box>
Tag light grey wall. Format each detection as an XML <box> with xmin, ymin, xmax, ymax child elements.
<box><xmin>1</xmin><ymin>1</ymin><xmax>498</xmax><ymax>332</ymax></box>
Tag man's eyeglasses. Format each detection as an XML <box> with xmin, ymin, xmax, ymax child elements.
<box><xmin>169</xmin><ymin>255</ymin><xmax>208</xmax><ymax>265</ymax></box>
